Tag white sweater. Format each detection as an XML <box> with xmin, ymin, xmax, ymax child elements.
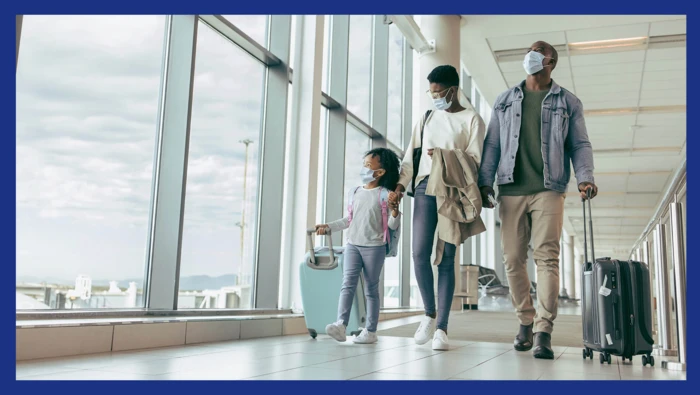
<box><xmin>398</xmin><ymin>108</ymin><xmax>485</xmax><ymax>193</ymax></box>
<box><xmin>327</xmin><ymin>186</ymin><xmax>400</xmax><ymax>247</ymax></box>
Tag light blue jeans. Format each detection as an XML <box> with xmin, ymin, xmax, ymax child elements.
<box><xmin>338</xmin><ymin>244</ymin><xmax>385</xmax><ymax>332</ymax></box>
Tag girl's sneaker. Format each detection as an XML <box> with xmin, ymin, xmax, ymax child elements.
<box><xmin>325</xmin><ymin>320</ymin><xmax>347</xmax><ymax>342</ymax></box>
<box><xmin>352</xmin><ymin>328</ymin><xmax>378</xmax><ymax>344</ymax></box>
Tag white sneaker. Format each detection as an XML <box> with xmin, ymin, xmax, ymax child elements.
<box><xmin>352</xmin><ymin>327</ymin><xmax>378</xmax><ymax>344</ymax></box>
<box><xmin>432</xmin><ymin>329</ymin><xmax>449</xmax><ymax>351</ymax></box>
<box><xmin>325</xmin><ymin>320</ymin><xmax>347</xmax><ymax>342</ymax></box>
<box><xmin>414</xmin><ymin>315</ymin><xmax>436</xmax><ymax>345</ymax></box>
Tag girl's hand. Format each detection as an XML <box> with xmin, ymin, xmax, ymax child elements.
<box><xmin>391</xmin><ymin>208</ymin><xmax>400</xmax><ymax>218</ymax></box>
<box><xmin>315</xmin><ymin>225</ymin><xmax>329</xmax><ymax>235</ymax></box>
<box><xmin>388</xmin><ymin>191</ymin><xmax>398</xmax><ymax>203</ymax></box>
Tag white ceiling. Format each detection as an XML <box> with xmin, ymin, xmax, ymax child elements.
<box><xmin>460</xmin><ymin>16</ymin><xmax>686</xmax><ymax>257</ymax></box>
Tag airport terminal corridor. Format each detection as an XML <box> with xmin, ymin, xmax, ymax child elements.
<box><xmin>16</xmin><ymin>14</ymin><xmax>687</xmax><ymax>381</ymax></box>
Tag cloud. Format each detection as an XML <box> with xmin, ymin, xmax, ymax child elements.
<box><xmin>16</xmin><ymin>15</ymin><xmax>268</xmax><ymax>281</ymax></box>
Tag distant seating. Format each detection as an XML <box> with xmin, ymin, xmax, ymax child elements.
<box><xmin>472</xmin><ymin>265</ymin><xmax>537</xmax><ymax>299</ymax></box>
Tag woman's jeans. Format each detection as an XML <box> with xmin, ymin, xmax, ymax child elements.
<box><xmin>413</xmin><ymin>178</ymin><xmax>456</xmax><ymax>331</ymax></box>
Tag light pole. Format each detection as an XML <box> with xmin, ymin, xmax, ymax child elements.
<box><xmin>237</xmin><ymin>139</ymin><xmax>254</xmax><ymax>286</ymax></box>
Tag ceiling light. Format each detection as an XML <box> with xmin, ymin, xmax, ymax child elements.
<box><xmin>568</xmin><ymin>36</ymin><xmax>648</xmax><ymax>50</ymax></box>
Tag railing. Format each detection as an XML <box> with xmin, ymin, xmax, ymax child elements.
<box><xmin>630</xmin><ymin>157</ymin><xmax>686</xmax><ymax>371</ymax></box>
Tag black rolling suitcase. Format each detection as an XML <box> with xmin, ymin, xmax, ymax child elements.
<box><xmin>580</xmin><ymin>190</ymin><xmax>656</xmax><ymax>366</ymax></box>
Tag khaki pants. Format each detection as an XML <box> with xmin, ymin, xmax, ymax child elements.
<box><xmin>499</xmin><ymin>191</ymin><xmax>565</xmax><ymax>334</ymax></box>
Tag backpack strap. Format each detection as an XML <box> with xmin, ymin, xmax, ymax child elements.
<box><xmin>347</xmin><ymin>186</ymin><xmax>362</xmax><ymax>223</ymax></box>
<box><xmin>379</xmin><ymin>188</ymin><xmax>390</xmax><ymax>243</ymax></box>
<box><xmin>420</xmin><ymin>109</ymin><xmax>433</xmax><ymax>145</ymax></box>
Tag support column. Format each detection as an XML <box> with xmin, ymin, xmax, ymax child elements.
<box><xmin>418</xmin><ymin>15</ymin><xmax>461</xmax><ymax>110</ymax></box>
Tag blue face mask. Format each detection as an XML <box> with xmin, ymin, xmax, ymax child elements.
<box><xmin>432</xmin><ymin>87</ymin><xmax>454</xmax><ymax>111</ymax></box>
<box><xmin>360</xmin><ymin>167</ymin><xmax>381</xmax><ymax>184</ymax></box>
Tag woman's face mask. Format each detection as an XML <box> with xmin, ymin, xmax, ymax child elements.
<box><xmin>430</xmin><ymin>87</ymin><xmax>454</xmax><ymax>111</ymax></box>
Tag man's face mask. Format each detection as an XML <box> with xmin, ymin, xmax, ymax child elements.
<box><xmin>523</xmin><ymin>51</ymin><xmax>552</xmax><ymax>75</ymax></box>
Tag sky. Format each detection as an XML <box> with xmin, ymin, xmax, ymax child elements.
<box><xmin>16</xmin><ymin>15</ymin><xmax>403</xmax><ymax>289</ymax></box>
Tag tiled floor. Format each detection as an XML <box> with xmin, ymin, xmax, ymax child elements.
<box><xmin>16</xmin><ymin>334</ymin><xmax>686</xmax><ymax>380</ymax></box>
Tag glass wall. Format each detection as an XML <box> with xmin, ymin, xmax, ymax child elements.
<box><xmin>346</xmin><ymin>16</ymin><xmax>373</xmax><ymax>123</ymax></box>
<box><xmin>178</xmin><ymin>21</ymin><xmax>266</xmax><ymax>310</ymax></box>
<box><xmin>16</xmin><ymin>14</ymin><xmax>417</xmax><ymax>312</ymax></box>
<box><xmin>386</xmin><ymin>24</ymin><xmax>405</xmax><ymax>146</ymax></box>
<box><xmin>16</xmin><ymin>15</ymin><xmax>166</xmax><ymax>310</ymax></box>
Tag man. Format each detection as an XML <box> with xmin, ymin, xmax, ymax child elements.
<box><xmin>478</xmin><ymin>41</ymin><xmax>598</xmax><ymax>359</ymax></box>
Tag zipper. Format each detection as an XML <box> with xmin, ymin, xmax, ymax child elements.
<box><xmin>617</xmin><ymin>260</ymin><xmax>635</xmax><ymax>357</ymax></box>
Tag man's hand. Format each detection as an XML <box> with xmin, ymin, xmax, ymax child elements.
<box><xmin>394</xmin><ymin>184</ymin><xmax>405</xmax><ymax>202</ymax></box>
<box><xmin>480</xmin><ymin>186</ymin><xmax>496</xmax><ymax>209</ymax></box>
<box><xmin>315</xmin><ymin>224</ymin><xmax>329</xmax><ymax>235</ymax></box>
<box><xmin>427</xmin><ymin>148</ymin><xmax>434</xmax><ymax>157</ymax></box>
<box><xmin>579</xmin><ymin>182</ymin><xmax>598</xmax><ymax>200</ymax></box>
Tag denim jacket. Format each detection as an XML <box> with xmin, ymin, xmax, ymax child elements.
<box><xmin>478</xmin><ymin>80</ymin><xmax>595</xmax><ymax>193</ymax></box>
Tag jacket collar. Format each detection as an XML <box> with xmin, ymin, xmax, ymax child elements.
<box><xmin>514</xmin><ymin>79</ymin><xmax>561</xmax><ymax>95</ymax></box>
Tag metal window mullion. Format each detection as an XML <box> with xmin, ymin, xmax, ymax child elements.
<box><xmin>370</xmin><ymin>16</ymin><xmax>389</xmax><ymax>136</ymax></box>
<box><xmin>253</xmin><ymin>15</ymin><xmax>291</xmax><ymax>309</ymax></box>
<box><xmin>399</xmin><ymin>36</ymin><xmax>413</xmax><ymax>308</ymax></box>
<box><xmin>145</xmin><ymin>15</ymin><xmax>198</xmax><ymax>310</ymax></box>
<box><xmin>16</xmin><ymin>15</ymin><xmax>22</xmax><ymax>71</ymax></box>
<box><xmin>323</xmin><ymin>16</ymin><xmax>350</xmax><ymax>232</ymax></box>
<box><xmin>198</xmin><ymin>15</ymin><xmax>280</xmax><ymax>66</ymax></box>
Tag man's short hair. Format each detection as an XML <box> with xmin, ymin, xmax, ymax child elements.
<box><xmin>535</xmin><ymin>41</ymin><xmax>558</xmax><ymax>65</ymax></box>
<box><xmin>427</xmin><ymin>65</ymin><xmax>459</xmax><ymax>87</ymax></box>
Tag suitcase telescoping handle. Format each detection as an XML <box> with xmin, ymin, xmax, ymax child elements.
<box><xmin>582</xmin><ymin>188</ymin><xmax>595</xmax><ymax>270</ymax></box>
<box><xmin>306</xmin><ymin>228</ymin><xmax>335</xmax><ymax>266</ymax></box>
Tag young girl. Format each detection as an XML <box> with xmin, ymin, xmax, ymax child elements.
<box><xmin>315</xmin><ymin>148</ymin><xmax>402</xmax><ymax>344</ymax></box>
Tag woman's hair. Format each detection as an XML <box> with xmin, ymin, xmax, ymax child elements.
<box><xmin>365</xmin><ymin>148</ymin><xmax>401</xmax><ymax>191</ymax></box>
<box><xmin>427</xmin><ymin>65</ymin><xmax>459</xmax><ymax>87</ymax></box>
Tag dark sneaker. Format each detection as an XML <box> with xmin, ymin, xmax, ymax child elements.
<box><xmin>532</xmin><ymin>332</ymin><xmax>554</xmax><ymax>359</ymax></box>
<box><xmin>513</xmin><ymin>323</ymin><xmax>534</xmax><ymax>351</ymax></box>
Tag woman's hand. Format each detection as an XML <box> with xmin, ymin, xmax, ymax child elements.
<box><xmin>427</xmin><ymin>148</ymin><xmax>434</xmax><ymax>157</ymax></box>
<box><xmin>315</xmin><ymin>224</ymin><xmax>329</xmax><ymax>235</ymax></box>
<box><xmin>394</xmin><ymin>184</ymin><xmax>405</xmax><ymax>202</ymax></box>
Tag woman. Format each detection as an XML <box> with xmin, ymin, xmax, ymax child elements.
<box><xmin>395</xmin><ymin>65</ymin><xmax>485</xmax><ymax>350</ymax></box>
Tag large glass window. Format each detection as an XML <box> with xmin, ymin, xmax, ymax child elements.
<box><xmin>342</xmin><ymin>125</ymin><xmax>372</xmax><ymax>246</ymax></box>
<box><xmin>346</xmin><ymin>16</ymin><xmax>373</xmax><ymax>122</ymax></box>
<box><xmin>15</xmin><ymin>15</ymin><xmax>165</xmax><ymax>310</ymax></box>
<box><xmin>222</xmin><ymin>15</ymin><xmax>269</xmax><ymax>47</ymax></box>
<box><xmin>387</xmin><ymin>24</ymin><xmax>404</xmax><ymax>146</ymax></box>
<box><xmin>178</xmin><ymin>21</ymin><xmax>265</xmax><ymax>310</ymax></box>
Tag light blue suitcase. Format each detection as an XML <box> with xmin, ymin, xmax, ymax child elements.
<box><xmin>299</xmin><ymin>229</ymin><xmax>366</xmax><ymax>339</ymax></box>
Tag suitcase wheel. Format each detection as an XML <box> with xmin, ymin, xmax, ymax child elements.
<box><xmin>582</xmin><ymin>348</ymin><xmax>593</xmax><ymax>360</ymax></box>
<box><xmin>642</xmin><ymin>354</ymin><xmax>655</xmax><ymax>367</ymax></box>
<box><xmin>308</xmin><ymin>329</ymin><xmax>317</xmax><ymax>339</ymax></box>
<box><xmin>599</xmin><ymin>352</ymin><xmax>611</xmax><ymax>364</ymax></box>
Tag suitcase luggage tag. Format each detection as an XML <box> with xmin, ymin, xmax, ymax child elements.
<box><xmin>599</xmin><ymin>275</ymin><xmax>612</xmax><ymax>297</ymax></box>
